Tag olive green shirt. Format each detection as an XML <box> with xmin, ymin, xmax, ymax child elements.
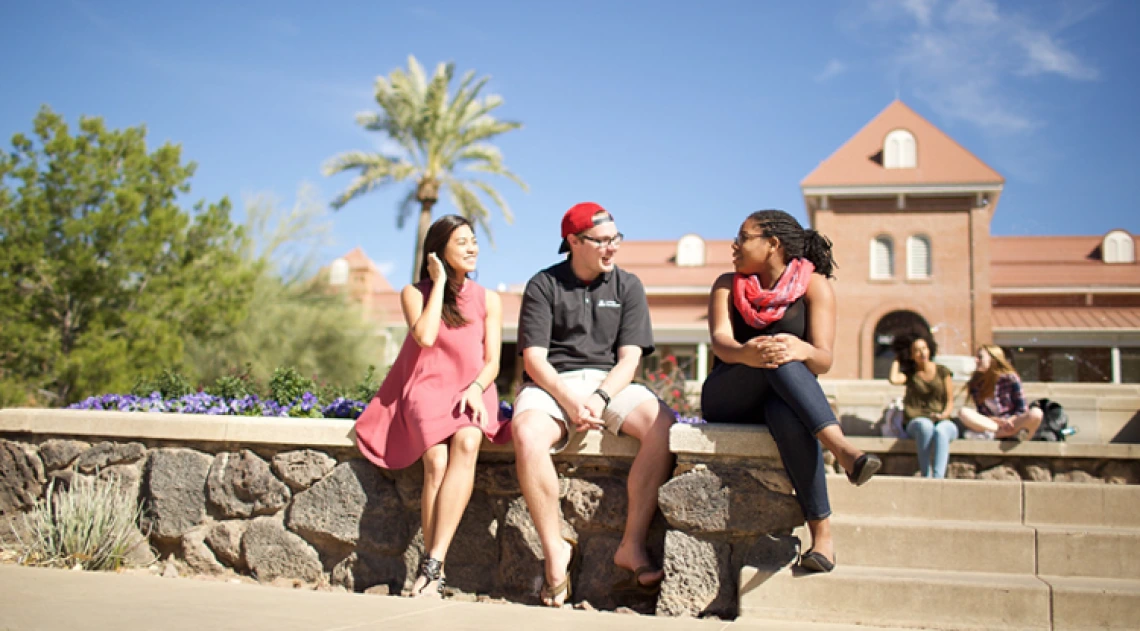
<box><xmin>903</xmin><ymin>364</ymin><xmax>951</xmax><ymax>422</ymax></box>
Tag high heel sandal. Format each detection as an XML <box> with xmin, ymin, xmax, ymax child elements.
<box><xmin>414</xmin><ymin>556</ymin><xmax>445</xmax><ymax>597</ymax></box>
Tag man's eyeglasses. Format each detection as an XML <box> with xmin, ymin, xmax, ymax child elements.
<box><xmin>578</xmin><ymin>233</ymin><xmax>624</xmax><ymax>248</ymax></box>
<box><xmin>733</xmin><ymin>231</ymin><xmax>766</xmax><ymax>247</ymax></box>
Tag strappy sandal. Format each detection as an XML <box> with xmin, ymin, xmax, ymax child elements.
<box><xmin>540</xmin><ymin>538</ymin><xmax>578</xmax><ymax>607</ymax></box>
<box><xmin>847</xmin><ymin>453</ymin><xmax>881</xmax><ymax>486</ymax></box>
<box><xmin>413</xmin><ymin>556</ymin><xmax>445</xmax><ymax>597</ymax></box>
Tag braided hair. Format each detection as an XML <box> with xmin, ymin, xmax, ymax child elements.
<box><xmin>746</xmin><ymin>209</ymin><xmax>837</xmax><ymax>278</ymax></box>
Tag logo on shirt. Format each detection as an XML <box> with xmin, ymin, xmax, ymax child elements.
<box><xmin>597</xmin><ymin>300</ymin><xmax>622</xmax><ymax>308</ymax></box>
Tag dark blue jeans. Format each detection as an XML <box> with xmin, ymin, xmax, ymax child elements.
<box><xmin>700</xmin><ymin>360</ymin><xmax>837</xmax><ymax>521</ymax></box>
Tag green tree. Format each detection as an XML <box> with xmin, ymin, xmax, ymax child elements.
<box><xmin>185</xmin><ymin>185</ymin><xmax>383</xmax><ymax>390</ymax></box>
<box><xmin>0</xmin><ymin>107</ymin><xmax>251</xmax><ymax>405</ymax></box>
<box><xmin>322</xmin><ymin>55</ymin><xmax>527</xmax><ymax>282</ymax></box>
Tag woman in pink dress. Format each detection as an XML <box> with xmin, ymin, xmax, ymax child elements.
<box><xmin>354</xmin><ymin>214</ymin><xmax>510</xmax><ymax>597</ymax></box>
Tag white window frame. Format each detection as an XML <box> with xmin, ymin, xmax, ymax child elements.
<box><xmin>884</xmin><ymin>129</ymin><xmax>917</xmax><ymax>169</ymax></box>
<box><xmin>906</xmin><ymin>234</ymin><xmax>932</xmax><ymax>279</ymax></box>
<box><xmin>1104</xmin><ymin>230</ymin><xmax>1135</xmax><ymax>264</ymax></box>
<box><xmin>870</xmin><ymin>235</ymin><xmax>894</xmax><ymax>280</ymax></box>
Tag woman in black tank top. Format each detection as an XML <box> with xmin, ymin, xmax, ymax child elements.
<box><xmin>700</xmin><ymin>210</ymin><xmax>880</xmax><ymax>574</ymax></box>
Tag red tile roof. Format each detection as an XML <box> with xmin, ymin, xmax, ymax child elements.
<box><xmin>801</xmin><ymin>100</ymin><xmax>1004</xmax><ymax>189</ymax></box>
<box><xmin>991</xmin><ymin>236</ymin><xmax>1140</xmax><ymax>289</ymax></box>
<box><xmin>993</xmin><ymin>307</ymin><xmax>1140</xmax><ymax>330</ymax></box>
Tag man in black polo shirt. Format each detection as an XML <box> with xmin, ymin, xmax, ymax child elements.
<box><xmin>513</xmin><ymin>202</ymin><xmax>674</xmax><ymax>606</ymax></box>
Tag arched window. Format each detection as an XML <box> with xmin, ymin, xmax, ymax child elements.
<box><xmin>884</xmin><ymin>129</ymin><xmax>917</xmax><ymax>169</ymax></box>
<box><xmin>1104</xmin><ymin>230</ymin><xmax>1135</xmax><ymax>264</ymax></box>
<box><xmin>870</xmin><ymin>235</ymin><xmax>894</xmax><ymax>280</ymax></box>
<box><xmin>329</xmin><ymin>258</ymin><xmax>350</xmax><ymax>285</ymax></box>
<box><xmin>675</xmin><ymin>234</ymin><xmax>706</xmax><ymax>267</ymax></box>
<box><xmin>907</xmin><ymin>235</ymin><xmax>932</xmax><ymax>279</ymax></box>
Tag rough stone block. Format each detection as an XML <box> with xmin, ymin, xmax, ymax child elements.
<box><xmin>205</xmin><ymin>521</ymin><xmax>247</xmax><ymax>570</ymax></box>
<box><xmin>656</xmin><ymin>530</ymin><xmax>733</xmax><ymax>618</ymax></box>
<box><xmin>286</xmin><ymin>460</ymin><xmax>407</xmax><ymax>558</ymax></box>
<box><xmin>271</xmin><ymin>449</ymin><xmax>336</xmax><ymax>491</ymax></box>
<box><xmin>658</xmin><ymin>466</ymin><xmax>802</xmax><ymax>536</ymax></box>
<box><xmin>182</xmin><ymin>526</ymin><xmax>226</xmax><ymax>575</ymax></box>
<box><xmin>74</xmin><ymin>441</ymin><xmax>146</xmax><ymax>474</ymax></box>
<box><xmin>207</xmin><ymin>450</ymin><xmax>290</xmax><ymax>518</ymax></box>
<box><xmin>241</xmin><ymin>516</ymin><xmax>322</xmax><ymax>583</ymax></box>
<box><xmin>562</xmin><ymin>477</ymin><xmax>627</xmax><ymax>533</ymax></box>
<box><xmin>36</xmin><ymin>439</ymin><xmax>89</xmax><ymax>471</ymax></box>
<box><xmin>141</xmin><ymin>448</ymin><xmax>212</xmax><ymax>542</ymax></box>
<box><xmin>0</xmin><ymin>440</ymin><xmax>44</xmax><ymax>514</ymax></box>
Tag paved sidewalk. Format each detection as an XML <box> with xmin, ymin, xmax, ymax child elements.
<box><xmin>0</xmin><ymin>564</ymin><xmax>912</xmax><ymax>631</ymax></box>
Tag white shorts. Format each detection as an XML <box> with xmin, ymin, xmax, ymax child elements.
<box><xmin>513</xmin><ymin>369</ymin><xmax>660</xmax><ymax>453</ymax></box>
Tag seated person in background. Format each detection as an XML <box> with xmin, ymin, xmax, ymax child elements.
<box><xmin>958</xmin><ymin>344</ymin><xmax>1043</xmax><ymax>442</ymax></box>
<box><xmin>888</xmin><ymin>335</ymin><xmax>956</xmax><ymax>478</ymax></box>
<box><xmin>700</xmin><ymin>209</ymin><xmax>880</xmax><ymax>574</ymax></box>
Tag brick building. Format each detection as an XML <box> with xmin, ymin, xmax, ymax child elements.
<box><xmin>333</xmin><ymin>101</ymin><xmax>1140</xmax><ymax>386</ymax></box>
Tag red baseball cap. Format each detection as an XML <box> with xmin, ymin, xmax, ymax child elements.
<box><xmin>559</xmin><ymin>202</ymin><xmax>613</xmax><ymax>253</ymax></box>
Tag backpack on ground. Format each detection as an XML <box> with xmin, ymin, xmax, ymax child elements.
<box><xmin>1030</xmin><ymin>398</ymin><xmax>1071</xmax><ymax>441</ymax></box>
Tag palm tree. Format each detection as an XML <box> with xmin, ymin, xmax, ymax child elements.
<box><xmin>323</xmin><ymin>55</ymin><xmax>527</xmax><ymax>282</ymax></box>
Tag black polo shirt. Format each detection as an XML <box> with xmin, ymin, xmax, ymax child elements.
<box><xmin>518</xmin><ymin>260</ymin><xmax>655</xmax><ymax>376</ymax></box>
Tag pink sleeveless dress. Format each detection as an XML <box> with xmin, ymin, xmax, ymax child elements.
<box><xmin>355</xmin><ymin>280</ymin><xmax>511</xmax><ymax>470</ymax></box>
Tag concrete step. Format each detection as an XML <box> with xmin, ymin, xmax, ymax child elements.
<box><xmin>1045</xmin><ymin>575</ymin><xmax>1140</xmax><ymax>631</ymax></box>
<box><xmin>1025</xmin><ymin>482</ymin><xmax>1140</xmax><ymax>529</ymax></box>
<box><xmin>1037</xmin><ymin>525</ymin><xmax>1140</xmax><ymax>580</ymax></box>
<box><xmin>739</xmin><ymin>564</ymin><xmax>1050</xmax><ymax>631</ymax></box>
<box><xmin>824</xmin><ymin>474</ymin><xmax>1023</xmax><ymax>523</ymax></box>
<box><xmin>794</xmin><ymin>516</ymin><xmax>1037</xmax><ymax>574</ymax></box>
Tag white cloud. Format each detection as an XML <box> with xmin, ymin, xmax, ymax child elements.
<box><xmin>865</xmin><ymin>0</ymin><xmax>1100</xmax><ymax>133</ymax></box>
<box><xmin>815</xmin><ymin>59</ymin><xmax>848</xmax><ymax>82</ymax></box>
<box><xmin>899</xmin><ymin>0</ymin><xmax>939</xmax><ymax>26</ymax></box>
<box><xmin>944</xmin><ymin>0</ymin><xmax>1000</xmax><ymax>26</ymax></box>
<box><xmin>376</xmin><ymin>261</ymin><xmax>395</xmax><ymax>277</ymax></box>
<box><xmin>1014</xmin><ymin>29</ymin><xmax>1099</xmax><ymax>80</ymax></box>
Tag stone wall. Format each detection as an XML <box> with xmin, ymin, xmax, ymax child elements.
<box><xmin>0</xmin><ymin>411</ymin><xmax>802</xmax><ymax>617</ymax></box>
<box><xmin>2</xmin><ymin>409</ymin><xmax>1138</xmax><ymax>618</ymax></box>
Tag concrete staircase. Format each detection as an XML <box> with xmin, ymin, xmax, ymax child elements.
<box><xmin>738</xmin><ymin>476</ymin><xmax>1140</xmax><ymax>630</ymax></box>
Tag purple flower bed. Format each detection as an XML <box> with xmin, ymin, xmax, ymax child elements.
<box><xmin>68</xmin><ymin>393</ymin><xmax>704</xmax><ymax>424</ymax></box>
<box><xmin>68</xmin><ymin>391</ymin><xmax>367</xmax><ymax>419</ymax></box>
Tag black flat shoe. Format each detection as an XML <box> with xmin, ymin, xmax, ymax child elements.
<box><xmin>800</xmin><ymin>549</ymin><xmax>836</xmax><ymax>573</ymax></box>
<box><xmin>847</xmin><ymin>454</ymin><xmax>881</xmax><ymax>486</ymax></box>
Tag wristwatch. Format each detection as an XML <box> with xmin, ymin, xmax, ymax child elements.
<box><xmin>593</xmin><ymin>388</ymin><xmax>611</xmax><ymax>410</ymax></box>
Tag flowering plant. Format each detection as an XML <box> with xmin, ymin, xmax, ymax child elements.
<box><xmin>643</xmin><ymin>355</ymin><xmax>704</xmax><ymax>424</ymax></box>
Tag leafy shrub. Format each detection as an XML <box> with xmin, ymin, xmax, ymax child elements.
<box><xmin>8</xmin><ymin>476</ymin><xmax>149</xmax><ymax>571</ymax></box>
<box><xmin>205</xmin><ymin>364</ymin><xmax>259</xmax><ymax>400</ymax></box>
<box><xmin>268</xmin><ymin>366</ymin><xmax>316</xmax><ymax>407</ymax></box>
<box><xmin>130</xmin><ymin>369</ymin><xmax>193</xmax><ymax>399</ymax></box>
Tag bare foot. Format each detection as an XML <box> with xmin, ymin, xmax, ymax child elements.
<box><xmin>613</xmin><ymin>542</ymin><xmax>663</xmax><ymax>587</ymax></box>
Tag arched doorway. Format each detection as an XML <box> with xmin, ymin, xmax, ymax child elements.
<box><xmin>872</xmin><ymin>311</ymin><xmax>932</xmax><ymax>379</ymax></box>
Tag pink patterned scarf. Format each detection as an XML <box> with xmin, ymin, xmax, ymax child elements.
<box><xmin>732</xmin><ymin>258</ymin><xmax>815</xmax><ymax>329</ymax></box>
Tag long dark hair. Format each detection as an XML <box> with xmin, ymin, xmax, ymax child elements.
<box><xmin>895</xmin><ymin>332</ymin><xmax>938</xmax><ymax>376</ymax></box>
<box><xmin>746</xmin><ymin>209</ymin><xmax>836</xmax><ymax>278</ymax></box>
<box><xmin>418</xmin><ymin>214</ymin><xmax>474</xmax><ymax>328</ymax></box>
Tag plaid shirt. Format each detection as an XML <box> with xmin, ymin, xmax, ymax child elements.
<box><xmin>970</xmin><ymin>373</ymin><xmax>1027</xmax><ymax>418</ymax></box>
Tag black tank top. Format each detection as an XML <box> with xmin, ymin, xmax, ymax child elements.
<box><xmin>712</xmin><ymin>296</ymin><xmax>807</xmax><ymax>370</ymax></box>
<box><xmin>730</xmin><ymin>295</ymin><xmax>807</xmax><ymax>342</ymax></box>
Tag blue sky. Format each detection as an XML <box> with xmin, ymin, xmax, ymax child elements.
<box><xmin>2</xmin><ymin>0</ymin><xmax>1137</xmax><ymax>288</ymax></box>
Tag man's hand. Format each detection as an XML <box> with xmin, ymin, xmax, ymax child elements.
<box><xmin>564</xmin><ymin>393</ymin><xmax>605</xmax><ymax>432</ymax></box>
